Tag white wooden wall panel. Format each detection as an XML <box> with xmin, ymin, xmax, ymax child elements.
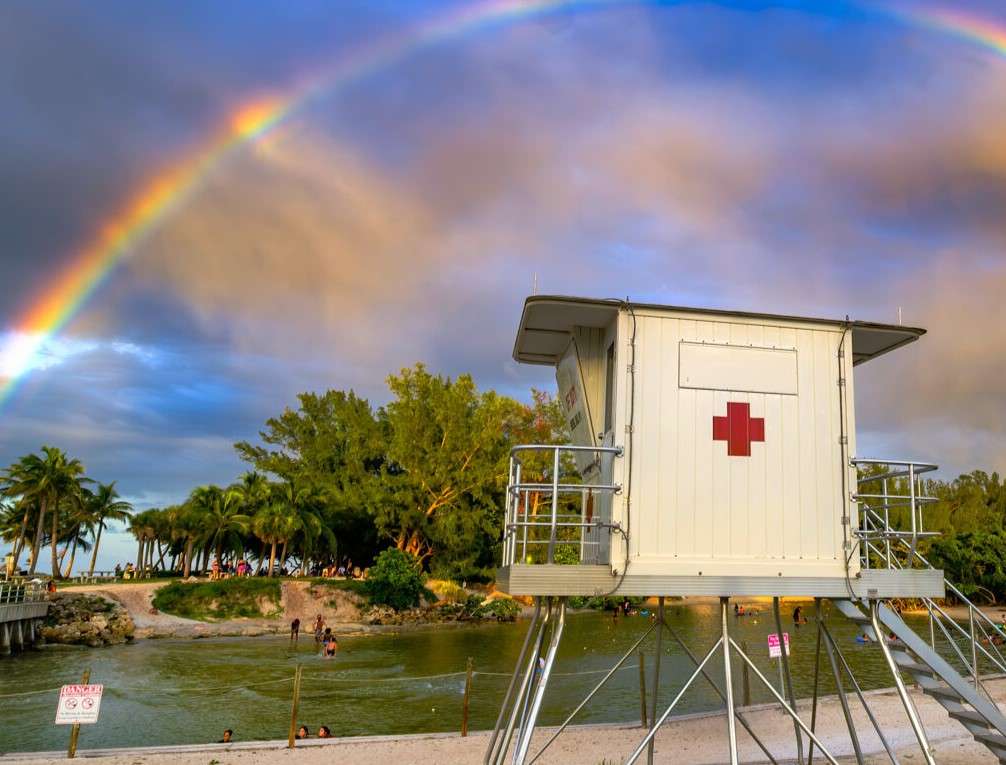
<box><xmin>614</xmin><ymin>309</ymin><xmax>852</xmax><ymax>578</ymax></box>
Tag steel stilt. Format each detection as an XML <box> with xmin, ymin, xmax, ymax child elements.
<box><xmin>494</xmin><ymin>599</ymin><xmax>553</xmax><ymax>765</ymax></box>
<box><xmin>665</xmin><ymin>623</ymin><xmax>779</xmax><ymax>765</ymax></box>
<box><xmin>774</xmin><ymin>597</ymin><xmax>804</xmax><ymax>765</ymax></box>
<box><xmin>728</xmin><ymin>638</ymin><xmax>842</xmax><ymax>765</ymax></box>
<box><xmin>624</xmin><ymin>636</ymin><xmax>724</xmax><ymax>765</ymax></box>
<box><xmin>821</xmin><ymin>622</ymin><xmax>900</xmax><ymax>765</ymax></box>
<box><xmin>722</xmin><ymin>597</ymin><xmax>739</xmax><ymax>765</ymax></box>
<box><xmin>485</xmin><ymin>598</ymin><xmax>543</xmax><ymax>765</ymax></box>
<box><xmin>807</xmin><ymin>598</ymin><xmax>823</xmax><ymax>765</ymax></box>
<box><xmin>512</xmin><ymin>598</ymin><xmax>566</xmax><ymax>765</ymax></box>
<box><xmin>822</xmin><ymin>617</ymin><xmax>865</xmax><ymax>764</ymax></box>
<box><xmin>870</xmin><ymin>600</ymin><xmax>935</xmax><ymax>765</ymax></box>
<box><xmin>647</xmin><ymin>596</ymin><xmax>665</xmax><ymax>765</ymax></box>
<box><xmin>528</xmin><ymin>620</ymin><xmax>660</xmax><ymax>765</ymax></box>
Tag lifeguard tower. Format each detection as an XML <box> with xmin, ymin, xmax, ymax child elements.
<box><xmin>486</xmin><ymin>296</ymin><xmax>1006</xmax><ymax>765</ymax></box>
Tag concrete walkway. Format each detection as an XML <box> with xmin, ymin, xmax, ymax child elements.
<box><xmin>6</xmin><ymin>678</ymin><xmax>1006</xmax><ymax>764</ymax></box>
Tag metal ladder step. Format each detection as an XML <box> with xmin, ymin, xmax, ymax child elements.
<box><xmin>950</xmin><ymin>708</ymin><xmax>994</xmax><ymax>728</ymax></box>
<box><xmin>897</xmin><ymin>661</ymin><xmax>937</xmax><ymax>677</ymax></box>
<box><xmin>923</xmin><ymin>684</ymin><xmax>964</xmax><ymax>702</ymax></box>
<box><xmin>974</xmin><ymin>730</ymin><xmax>1006</xmax><ymax>750</ymax></box>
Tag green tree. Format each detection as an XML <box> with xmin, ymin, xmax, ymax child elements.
<box><xmin>3</xmin><ymin>447</ymin><xmax>88</xmax><ymax>577</ymax></box>
<box><xmin>378</xmin><ymin>364</ymin><xmax>512</xmax><ymax>573</ymax></box>
<box><xmin>235</xmin><ymin>390</ymin><xmax>385</xmax><ymax>565</ymax></box>
<box><xmin>81</xmin><ymin>483</ymin><xmax>132</xmax><ymax>577</ymax></box>
<box><xmin>192</xmin><ymin>486</ymin><xmax>250</xmax><ymax>566</ymax></box>
<box><xmin>252</xmin><ymin>504</ymin><xmax>298</xmax><ymax>576</ymax></box>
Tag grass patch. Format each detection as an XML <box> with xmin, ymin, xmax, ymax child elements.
<box><xmin>152</xmin><ymin>578</ymin><xmax>282</xmax><ymax>621</ymax></box>
<box><xmin>307</xmin><ymin>578</ymin><xmax>368</xmax><ymax>595</ymax></box>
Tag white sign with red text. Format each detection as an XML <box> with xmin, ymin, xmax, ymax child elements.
<box><xmin>767</xmin><ymin>633</ymin><xmax>790</xmax><ymax>659</ymax></box>
<box><xmin>55</xmin><ymin>684</ymin><xmax>103</xmax><ymax>725</ymax></box>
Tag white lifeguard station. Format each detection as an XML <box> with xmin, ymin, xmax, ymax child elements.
<box><xmin>486</xmin><ymin>296</ymin><xmax>1006</xmax><ymax>765</ymax></box>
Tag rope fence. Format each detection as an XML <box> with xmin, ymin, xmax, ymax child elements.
<box><xmin>0</xmin><ymin>662</ymin><xmax>644</xmax><ymax>699</ymax></box>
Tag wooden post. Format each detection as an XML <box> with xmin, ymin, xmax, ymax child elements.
<box><xmin>461</xmin><ymin>657</ymin><xmax>474</xmax><ymax>737</ymax></box>
<box><xmin>67</xmin><ymin>668</ymin><xmax>90</xmax><ymax>759</ymax></box>
<box><xmin>638</xmin><ymin>652</ymin><xmax>648</xmax><ymax>727</ymax></box>
<box><xmin>741</xmin><ymin>640</ymin><xmax>751</xmax><ymax>707</ymax></box>
<box><xmin>287</xmin><ymin>665</ymin><xmax>303</xmax><ymax>749</ymax></box>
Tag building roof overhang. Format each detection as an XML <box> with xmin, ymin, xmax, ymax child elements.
<box><xmin>513</xmin><ymin>295</ymin><xmax>925</xmax><ymax>367</ymax></box>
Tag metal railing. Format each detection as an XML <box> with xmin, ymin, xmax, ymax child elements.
<box><xmin>0</xmin><ymin>580</ymin><xmax>46</xmax><ymax>605</ymax></box>
<box><xmin>852</xmin><ymin>457</ymin><xmax>939</xmax><ymax>559</ymax></box>
<box><xmin>853</xmin><ymin>457</ymin><xmax>1006</xmax><ymax>695</ymax></box>
<box><xmin>502</xmin><ymin>444</ymin><xmax>622</xmax><ymax>566</ymax></box>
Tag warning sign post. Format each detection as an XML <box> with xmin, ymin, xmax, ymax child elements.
<box><xmin>56</xmin><ymin>670</ymin><xmax>99</xmax><ymax>759</ymax></box>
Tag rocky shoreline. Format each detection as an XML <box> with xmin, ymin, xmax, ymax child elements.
<box><xmin>42</xmin><ymin>593</ymin><xmax>135</xmax><ymax>647</ymax></box>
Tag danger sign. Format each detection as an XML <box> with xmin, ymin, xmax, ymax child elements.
<box><xmin>55</xmin><ymin>684</ymin><xmax>103</xmax><ymax>725</ymax></box>
<box><xmin>767</xmin><ymin>633</ymin><xmax>790</xmax><ymax>659</ymax></box>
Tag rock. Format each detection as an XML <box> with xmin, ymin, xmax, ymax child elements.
<box><xmin>43</xmin><ymin>593</ymin><xmax>135</xmax><ymax>647</ymax></box>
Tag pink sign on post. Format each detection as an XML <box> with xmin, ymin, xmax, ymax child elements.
<box><xmin>767</xmin><ymin>632</ymin><xmax>790</xmax><ymax>659</ymax></box>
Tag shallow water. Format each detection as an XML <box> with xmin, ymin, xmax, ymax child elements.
<box><xmin>0</xmin><ymin>603</ymin><xmax>936</xmax><ymax>753</ymax></box>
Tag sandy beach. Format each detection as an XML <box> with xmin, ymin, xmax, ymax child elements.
<box><xmin>6</xmin><ymin>677</ymin><xmax>1006</xmax><ymax>764</ymax></box>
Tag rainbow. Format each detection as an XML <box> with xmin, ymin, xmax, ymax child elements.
<box><xmin>3</xmin><ymin>0</ymin><xmax>1006</xmax><ymax>409</ymax></box>
<box><xmin>889</xmin><ymin>4</ymin><xmax>1006</xmax><ymax>59</ymax></box>
<box><xmin>0</xmin><ymin>0</ymin><xmax>635</xmax><ymax>407</ymax></box>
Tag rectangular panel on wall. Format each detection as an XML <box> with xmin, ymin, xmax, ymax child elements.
<box><xmin>679</xmin><ymin>341</ymin><xmax>798</xmax><ymax>395</ymax></box>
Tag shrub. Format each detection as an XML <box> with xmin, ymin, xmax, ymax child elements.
<box><xmin>151</xmin><ymin>578</ymin><xmax>281</xmax><ymax>621</ymax></box>
<box><xmin>477</xmin><ymin>597</ymin><xmax>521</xmax><ymax>621</ymax></box>
<box><xmin>366</xmin><ymin>548</ymin><xmax>426</xmax><ymax>610</ymax></box>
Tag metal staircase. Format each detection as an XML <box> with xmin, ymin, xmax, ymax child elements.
<box><xmin>842</xmin><ymin>458</ymin><xmax>1006</xmax><ymax>763</ymax></box>
<box><xmin>832</xmin><ymin>598</ymin><xmax>1006</xmax><ymax>762</ymax></box>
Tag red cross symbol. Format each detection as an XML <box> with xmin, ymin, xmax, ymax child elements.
<box><xmin>713</xmin><ymin>402</ymin><xmax>765</xmax><ymax>457</ymax></box>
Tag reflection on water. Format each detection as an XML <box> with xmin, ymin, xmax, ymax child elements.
<box><xmin>0</xmin><ymin>602</ymin><xmax>934</xmax><ymax>753</ymax></box>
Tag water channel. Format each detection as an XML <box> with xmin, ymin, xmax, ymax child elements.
<box><xmin>0</xmin><ymin>602</ymin><xmax>935</xmax><ymax>753</ymax></box>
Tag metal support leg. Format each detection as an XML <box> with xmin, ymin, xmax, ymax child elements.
<box><xmin>665</xmin><ymin>624</ymin><xmax>779</xmax><ymax>765</ymax></box>
<box><xmin>647</xmin><ymin>597</ymin><xmax>665</xmax><ymax>765</ymax></box>
<box><xmin>723</xmin><ymin>597</ymin><xmax>739</xmax><ymax>765</ymax></box>
<box><xmin>729</xmin><ymin>638</ymin><xmax>841</xmax><ymax>765</ymax></box>
<box><xmin>807</xmin><ymin>598</ymin><xmax>823</xmax><ymax>765</ymax></box>
<box><xmin>822</xmin><ymin>618</ymin><xmax>865</xmax><ymax>764</ymax></box>
<box><xmin>512</xmin><ymin>598</ymin><xmax>566</xmax><ymax>765</ymax></box>
<box><xmin>624</xmin><ymin>636</ymin><xmax>724</xmax><ymax>765</ymax></box>
<box><xmin>774</xmin><ymin>597</ymin><xmax>804</xmax><ymax>765</ymax></box>
<box><xmin>822</xmin><ymin>622</ymin><xmax>900</xmax><ymax>765</ymax></box>
<box><xmin>870</xmin><ymin>600</ymin><xmax>935</xmax><ymax>765</ymax></box>
<box><xmin>486</xmin><ymin>599</ymin><xmax>542</xmax><ymax>765</ymax></box>
<box><xmin>528</xmin><ymin>620</ymin><xmax>660</xmax><ymax>765</ymax></box>
<box><xmin>494</xmin><ymin>600</ymin><xmax>553</xmax><ymax>765</ymax></box>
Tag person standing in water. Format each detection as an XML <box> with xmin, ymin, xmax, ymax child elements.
<box><xmin>313</xmin><ymin>615</ymin><xmax>325</xmax><ymax>643</ymax></box>
<box><xmin>290</xmin><ymin>617</ymin><xmax>301</xmax><ymax>643</ymax></box>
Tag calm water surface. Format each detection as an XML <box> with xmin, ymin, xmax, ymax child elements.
<box><xmin>0</xmin><ymin>603</ymin><xmax>934</xmax><ymax>753</ymax></box>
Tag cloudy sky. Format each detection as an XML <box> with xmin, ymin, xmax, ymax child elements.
<box><xmin>1</xmin><ymin>0</ymin><xmax>1005</xmax><ymax>570</ymax></box>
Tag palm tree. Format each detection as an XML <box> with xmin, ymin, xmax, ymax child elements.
<box><xmin>252</xmin><ymin>504</ymin><xmax>299</xmax><ymax>576</ymax></box>
<box><xmin>193</xmin><ymin>486</ymin><xmax>250</xmax><ymax>566</ymax></box>
<box><xmin>85</xmin><ymin>483</ymin><xmax>132</xmax><ymax>577</ymax></box>
<box><xmin>4</xmin><ymin>447</ymin><xmax>88</xmax><ymax>577</ymax></box>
